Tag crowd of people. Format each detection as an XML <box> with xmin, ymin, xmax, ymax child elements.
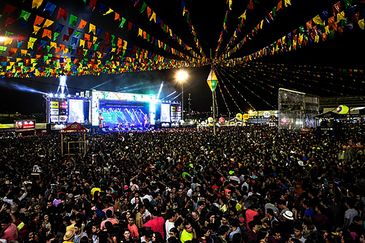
<box><xmin>0</xmin><ymin>124</ymin><xmax>364</xmax><ymax>243</ymax></box>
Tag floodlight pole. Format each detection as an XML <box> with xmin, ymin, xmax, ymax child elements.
<box><xmin>181</xmin><ymin>82</ymin><xmax>184</xmax><ymax>122</ymax></box>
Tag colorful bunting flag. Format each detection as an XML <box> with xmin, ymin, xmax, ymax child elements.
<box><xmin>103</xmin><ymin>8</ymin><xmax>114</xmax><ymax>16</ymax></box>
<box><xmin>43</xmin><ymin>2</ymin><xmax>57</xmax><ymax>15</ymax></box>
<box><xmin>69</xmin><ymin>14</ymin><xmax>78</xmax><ymax>27</ymax></box>
<box><xmin>32</xmin><ymin>0</ymin><xmax>44</xmax><ymax>9</ymax></box>
<box><xmin>34</xmin><ymin>15</ymin><xmax>45</xmax><ymax>26</ymax></box>
<box><xmin>19</xmin><ymin>10</ymin><xmax>31</xmax><ymax>21</ymax></box>
<box><xmin>57</xmin><ymin>7</ymin><xmax>68</xmax><ymax>20</ymax></box>
<box><xmin>89</xmin><ymin>23</ymin><xmax>96</xmax><ymax>35</ymax></box>
<box><xmin>43</xmin><ymin>19</ymin><xmax>54</xmax><ymax>28</ymax></box>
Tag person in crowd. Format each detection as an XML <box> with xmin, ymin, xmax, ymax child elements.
<box><xmin>0</xmin><ymin>125</ymin><xmax>363</xmax><ymax>243</ymax></box>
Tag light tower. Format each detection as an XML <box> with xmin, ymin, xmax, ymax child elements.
<box><xmin>56</xmin><ymin>75</ymin><xmax>68</xmax><ymax>98</ymax></box>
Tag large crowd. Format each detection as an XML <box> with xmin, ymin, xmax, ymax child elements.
<box><xmin>0</xmin><ymin>125</ymin><xmax>364</xmax><ymax>243</ymax></box>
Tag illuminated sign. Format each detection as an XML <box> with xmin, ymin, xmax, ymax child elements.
<box><xmin>15</xmin><ymin>120</ymin><xmax>36</xmax><ymax>130</ymax></box>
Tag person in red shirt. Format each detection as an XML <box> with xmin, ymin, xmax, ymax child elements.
<box><xmin>0</xmin><ymin>213</ymin><xmax>18</xmax><ymax>242</ymax></box>
<box><xmin>144</xmin><ymin>214</ymin><xmax>166</xmax><ymax>240</ymax></box>
<box><xmin>127</xmin><ymin>216</ymin><xmax>139</xmax><ymax>240</ymax></box>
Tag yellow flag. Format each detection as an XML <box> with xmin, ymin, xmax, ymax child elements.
<box><xmin>103</xmin><ymin>8</ymin><xmax>114</xmax><ymax>16</ymax></box>
<box><xmin>336</xmin><ymin>11</ymin><xmax>345</xmax><ymax>23</ymax></box>
<box><xmin>79</xmin><ymin>39</ymin><xmax>85</xmax><ymax>48</ymax></box>
<box><xmin>89</xmin><ymin>23</ymin><xmax>96</xmax><ymax>34</ymax></box>
<box><xmin>260</xmin><ymin>19</ymin><xmax>264</xmax><ymax>29</ymax></box>
<box><xmin>33</xmin><ymin>26</ymin><xmax>41</xmax><ymax>35</ymax></box>
<box><xmin>313</xmin><ymin>15</ymin><xmax>324</xmax><ymax>25</ymax></box>
<box><xmin>93</xmin><ymin>36</ymin><xmax>98</xmax><ymax>44</ymax></box>
<box><xmin>138</xmin><ymin>28</ymin><xmax>143</xmax><ymax>37</ymax></box>
<box><xmin>43</xmin><ymin>19</ymin><xmax>54</xmax><ymax>28</ymax></box>
<box><xmin>284</xmin><ymin>0</ymin><xmax>291</xmax><ymax>7</ymax></box>
<box><xmin>28</xmin><ymin>41</ymin><xmax>35</xmax><ymax>49</ymax></box>
<box><xmin>50</xmin><ymin>42</ymin><xmax>57</xmax><ymax>49</ymax></box>
<box><xmin>29</xmin><ymin>37</ymin><xmax>37</xmax><ymax>43</ymax></box>
<box><xmin>325</xmin><ymin>26</ymin><xmax>330</xmax><ymax>34</ymax></box>
<box><xmin>149</xmin><ymin>12</ymin><xmax>156</xmax><ymax>23</ymax></box>
<box><xmin>239</xmin><ymin>10</ymin><xmax>247</xmax><ymax>20</ymax></box>
<box><xmin>359</xmin><ymin>19</ymin><xmax>364</xmax><ymax>30</ymax></box>
<box><xmin>32</xmin><ymin>0</ymin><xmax>43</xmax><ymax>9</ymax></box>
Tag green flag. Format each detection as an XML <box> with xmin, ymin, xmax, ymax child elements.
<box><xmin>69</xmin><ymin>14</ymin><xmax>78</xmax><ymax>27</ymax></box>
<box><xmin>19</xmin><ymin>10</ymin><xmax>31</xmax><ymax>21</ymax></box>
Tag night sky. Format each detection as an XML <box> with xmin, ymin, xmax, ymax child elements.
<box><xmin>0</xmin><ymin>0</ymin><xmax>364</xmax><ymax>115</ymax></box>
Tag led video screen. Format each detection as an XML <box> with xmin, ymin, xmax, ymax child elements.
<box><xmin>91</xmin><ymin>90</ymin><xmax>157</xmax><ymax>127</ymax></box>
<box><xmin>68</xmin><ymin>99</ymin><xmax>85</xmax><ymax>123</ymax></box>
<box><xmin>98</xmin><ymin>100</ymin><xmax>150</xmax><ymax>128</ymax></box>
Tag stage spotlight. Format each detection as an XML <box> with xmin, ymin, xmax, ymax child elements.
<box><xmin>54</xmin><ymin>94</ymin><xmax>59</xmax><ymax>98</ymax></box>
<box><xmin>59</xmin><ymin>93</ymin><xmax>65</xmax><ymax>99</ymax></box>
<box><xmin>48</xmin><ymin>93</ymin><xmax>54</xmax><ymax>98</ymax></box>
<box><xmin>67</xmin><ymin>94</ymin><xmax>71</xmax><ymax>98</ymax></box>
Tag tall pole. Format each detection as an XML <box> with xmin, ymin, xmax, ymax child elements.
<box><xmin>181</xmin><ymin>82</ymin><xmax>184</xmax><ymax>121</ymax></box>
<box><xmin>212</xmin><ymin>90</ymin><xmax>216</xmax><ymax>135</ymax></box>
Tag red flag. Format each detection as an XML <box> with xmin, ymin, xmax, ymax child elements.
<box><xmin>34</xmin><ymin>15</ymin><xmax>45</xmax><ymax>26</ymax></box>
<box><xmin>42</xmin><ymin>29</ymin><xmax>52</xmax><ymax>39</ymax></box>
<box><xmin>78</xmin><ymin>19</ymin><xmax>87</xmax><ymax>29</ymax></box>
<box><xmin>57</xmin><ymin>7</ymin><xmax>68</xmax><ymax>20</ymax></box>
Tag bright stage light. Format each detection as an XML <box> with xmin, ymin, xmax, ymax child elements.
<box><xmin>48</xmin><ymin>93</ymin><xmax>54</xmax><ymax>98</ymax></box>
<box><xmin>0</xmin><ymin>36</ymin><xmax>10</xmax><ymax>43</ymax></box>
<box><xmin>59</xmin><ymin>93</ymin><xmax>65</xmax><ymax>99</ymax></box>
<box><xmin>175</xmin><ymin>70</ymin><xmax>189</xmax><ymax>83</ymax></box>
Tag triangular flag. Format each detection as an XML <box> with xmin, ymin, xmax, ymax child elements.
<box><xmin>336</xmin><ymin>11</ymin><xmax>345</xmax><ymax>23</ymax></box>
<box><xmin>32</xmin><ymin>0</ymin><xmax>44</xmax><ymax>9</ymax></box>
<box><xmin>284</xmin><ymin>0</ymin><xmax>291</xmax><ymax>7</ymax></box>
<box><xmin>313</xmin><ymin>15</ymin><xmax>325</xmax><ymax>25</ymax></box>
<box><xmin>69</xmin><ymin>14</ymin><xmax>78</xmax><ymax>27</ymax></box>
<box><xmin>19</xmin><ymin>10</ymin><xmax>31</xmax><ymax>21</ymax></box>
<box><xmin>206</xmin><ymin>69</ymin><xmax>218</xmax><ymax>92</ymax></box>
<box><xmin>150</xmin><ymin>12</ymin><xmax>157</xmax><ymax>23</ymax></box>
<box><xmin>140</xmin><ymin>2</ymin><xmax>147</xmax><ymax>13</ymax></box>
<box><xmin>57</xmin><ymin>7</ymin><xmax>68</xmax><ymax>21</ymax></box>
<box><xmin>119</xmin><ymin>17</ymin><xmax>126</xmax><ymax>28</ymax></box>
<box><xmin>34</xmin><ymin>15</ymin><xmax>45</xmax><ymax>26</ymax></box>
<box><xmin>89</xmin><ymin>23</ymin><xmax>96</xmax><ymax>34</ymax></box>
<box><xmin>103</xmin><ymin>8</ymin><xmax>114</xmax><ymax>16</ymax></box>
<box><xmin>78</xmin><ymin>19</ymin><xmax>87</xmax><ymax>29</ymax></box>
<box><xmin>43</xmin><ymin>2</ymin><xmax>57</xmax><ymax>15</ymax></box>
<box><xmin>33</xmin><ymin>25</ymin><xmax>41</xmax><ymax>34</ymax></box>
<box><xmin>43</xmin><ymin>19</ymin><xmax>54</xmax><ymax>28</ymax></box>
<box><xmin>114</xmin><ymin>12</ymin><xmax>121</xmax><ymax>21</ymax></box>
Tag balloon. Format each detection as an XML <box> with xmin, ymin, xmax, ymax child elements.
<box><xmin>236</xmin><ymin>113</ymin><xmax>242</xmax><ymax>120</ymax></box>
<box><xmin>336</xmin><ymin>105</ymin><xmax>349</xmax><ymax>114</ymax></box>
<box><xmin>208</xmin><ymin>117</ymin><xmax>214</xmax><ymax>123</ymax></box>
<box><xmin>219</xmin><ymin>117</ymin><xmax>225</xmax><ymax>123</ymax></box>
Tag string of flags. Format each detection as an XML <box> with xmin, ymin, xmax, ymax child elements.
<box><xmin>223</xmin><ymin>0</ymin><xmax>294</xmax><ymax>58</ymax></box>
<box><xmin>222</xmin><ymin>0</ymin><xmax>364</xmax><ymax>65</ymax></box>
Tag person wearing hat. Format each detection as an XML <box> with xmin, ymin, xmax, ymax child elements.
<box><xmin>63</xmin><ymin>230</ymin><xmax>75</xmax><ymax>243</ymax></box>
<box><xmin>278</xmin><ymin>210</ymin><xmax>295</xmax><ymax>241</ymax></box>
